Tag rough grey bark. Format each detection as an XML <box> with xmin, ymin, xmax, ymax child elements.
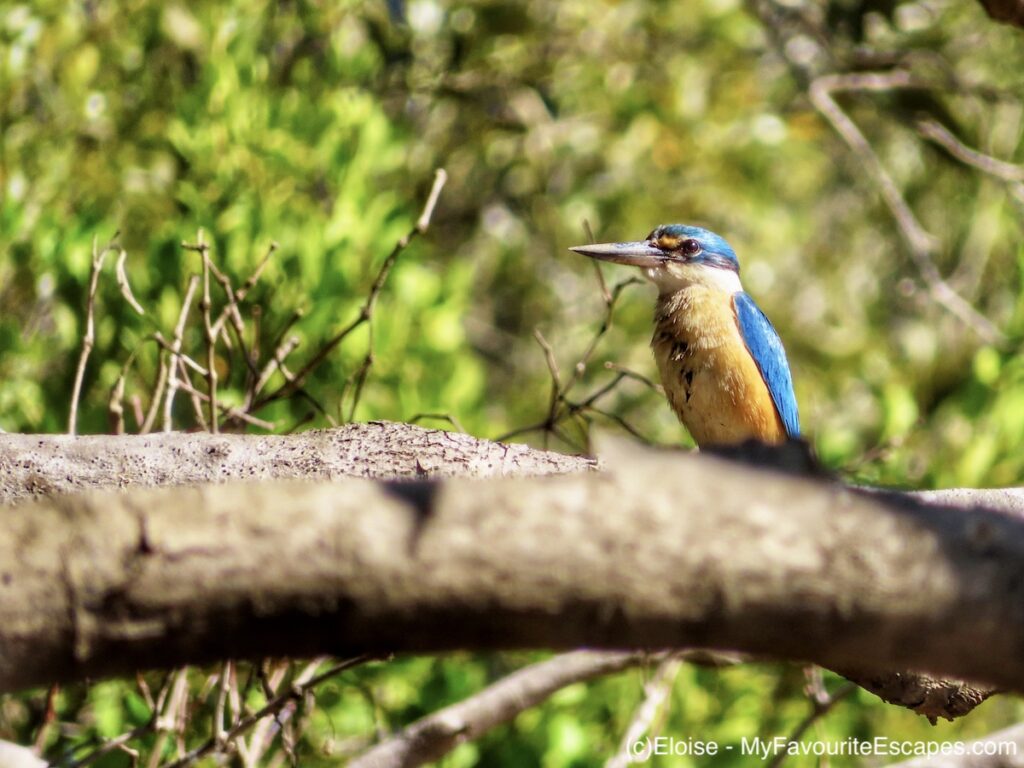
<box><xmin>836</xmin><ymin>666</ymin><xmax>994</xmax><ymax>725</ymax></box>
<box><xmin>0</xmin><ymin>421</ymin><xmax>594</xmax><ymax>505</ymax></box>
<box><xmin>3</xmin><ymin>431</ymin><xmax>1024</xmax><ymax>706</ymax></box>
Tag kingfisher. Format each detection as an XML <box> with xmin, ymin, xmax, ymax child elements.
<box><xmin>570</xmin><ymin>225</ymin><xmax>799</xmax><ymax>447</ymax></box>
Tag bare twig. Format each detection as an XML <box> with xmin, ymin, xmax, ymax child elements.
<box><xmin>602</xmin><ymin>362</ymin><xmax>663</xmax><ymax>393</ymax></box>
<box><xmin>207</xmin><ymin>259</ymin><xmax>262</xmax><ymax>385</ymax></box>
<box><xmin>213</xmin><ymin>661</ymin><xmax>233</xmax><ymax>747</ymax></box>
<box><xmin>108</xmin><ymin>350</ymin><xmax>140</xmax><ymax>436</ymax></box>
<box><xmin>809</xmin><ymin>72</ymin><xmax>1003</xmax><ymax>344</ymax></box>
<box><xmin>342</xmin><ymin>168</ymin><xmax>449</xmax><ymax>422</ymax></box>
<box><xmin>33</xmin><ymin>683</ymin><xmax>59</xmax><ymax>753</ymax></box>
<box><xmin>582</xmin><ymin>405</ymin><xmax>652</xmax><ymax>443</ymax></box>
<box><xmin>175</xmin><ymin>376</ymin><xmax>275</xmax><ymax>430</ymax></box>
<box><xmin>567</xmin><ymin>277</ymin><xmax>642</xmax><ymax>391</ymax></box>
<box><xmin>69</xmin><ymin>233</ymin><xmax>120</xmax><ymax>435</ymax></box>
<box><xmin>248</xmin><ymin>335</ymin><xmax>300</xmax><ymax>408</ymax></box>
<box><xmin>152</xmin><ymin>334</ymin><xmax>208</xmax><ymax>377</ymax></box>
<box><xmin>70</xmin><ymin>723</ymin><xmax>157</xmax><ymax>768</ymax></box>
<box><xmin>177</xmin><ymin>359</ymin><xmax>209</xmax><ymax>432</ymax></box>
<box><xmin>136</xmin><ymin>674</ymin><xmax>156</xmax><ymax>713</ymax></box>
<box><xmin>494</xmin><ymin>274</ymin><xmax>644</xmax><ymax>445</ymax></box>
<box><xmin>116</xmin><ymin>249</ymin><xmax>146</xmax><ymax>315</ymax></box>
<box><xmin>917</xmin><ymin>117</ymin><xmax>1024</xmax><ymax>183</ymax></box>
<box><xmin>351</xmin><ymin>652</ymin><xmax>656</xmax><ymax>768</ymax></box>
<box><xmin>160</xmin><ymin>656</ymin><xmax>372</xmax><ymax>768</ymax></box>
<box><xmin>766</xmin><ymin>679</ymin><xmax>857</xmax><ymax>768</ymax></box>
<box><xmin>163</xmin><ymin>276</ymin><xmax>200</xmax><ymax>433</ymax></box>
<box><xmin>344</xmin><ymin>348</ymin><xmax>374</xmax><ymax>423</ymax></box>
<box><xmin>606</xmin><ymin>656</ymin><xmax>682</xmax><ymax>768</ymax></box>
<box><xmin>181</xmin><ymin>231</ymin><xmax>219</xmax><ymax>432</ymax></box>
<box><xmin>141</xmin><ymin>354</ymin><xmax>169</xmax><ymax>436</ymax></box>
<box><xmin>129</xmin><ymin>395</ymin><xmax>145</xmax><ymax>433</ymax></box>
<box><xmin>240</xmin><ymin>659</ymin><xmax>324</xmax><ymax>767</ymax></box>
<box><xmin>253</xmin><ymin>169</ymin><xmax>447</xmax><ymax>413</ymax></box>
<box><xmin>148</xmin><ymin>668</ymin><xmax>190</xmax><ymax>768</ymax></box>
<box><xmin>533</xmin><ymin>327</ymin><xmax>563</xmax><ymax>418</ymax></box>
<box><xmin>211</xmin><ymin>242</ymin><xmax>278</xmax><ymax>339</ymax></box>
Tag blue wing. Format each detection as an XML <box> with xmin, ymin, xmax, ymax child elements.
<box><xmin>732</xmin><ymin>292</ymin><xmax>800</xmax><ymax>438</ymax></box>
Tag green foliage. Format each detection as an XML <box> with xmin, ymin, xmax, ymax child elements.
<box><xmin>3</xmin><ymin>0</ymin><xmax>1024</xmax><ymax>764</ymax></box>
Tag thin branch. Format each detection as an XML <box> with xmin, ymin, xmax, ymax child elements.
<box><xmin>606</xmin><ymin>656</ymin><xmax>682</xmax><ymax>768</ymax></box>
<box><xmin>247</xmin><ymin>335</ymin><xmax>300</xmax><ymax>408</ymax></box>
<box><xmin>566</xmin><ymin>276</ymin><xmax>642</xmax><ymax>392</ymax></box>
<box><xmin>496</xmin><ymin>273</ymin><xmax>644</xmax><ymax>446</ymax></box>
<box><xmin>809</xmin><ymin>72</ymin><xmax>1003</xmax><ymax>344</ymax></box>
<box><xmin>253</xmin><ymin>169</ymin><xmax>447</xmax><ymax>412</ymax></box>
<box><xmin>207</xmin><ymin>260</ymin><xmax>260</xmax><ymax>382</ymax></box>
<box><xmin>351</xmin><ymin>652</ymin><xmax>656</xmax><ymax>768</ymax></box>
<box><xmin>176</xmin><ymin>358</ymin><xmax>209</xmax><ymax>432</ymax></box>
<box><xmin>129</xmin><ymin>395</ymin><xmax>145</xmax><ymax>433</ymax></box>
<box><xmin>917</xmin><ymin>117</ymin><xmax>1024</xmax><ymax>183</ymax></box>
<box><xmin>141</xmin><ymin>354</ymin><xmax>169</xmax><ymax>436</ymax></box>
<box><xmin>583</xmin><ymin>405</ymin><xmax>652</xmax><ymax>443</ymax></box>
<box><xmin>240</xmin><ymin>659</ymin><xmax>321</xmax><ymax>768</ymax></box>
<box><xmin>70</xmin><ymin>723</ymin><xmax>157</xmax><ymax>768</ymax></box>
<box><xmin>602</xmin><ymin>362</ymin><xmax>663</xmax><ymax>394</ymax></box>
<box><xmin>574</xmin><ymin>372</ymin><xmax>631</xmax><ymax>409</ymax></box>
<box><xmin>153</xmin><ymin>334</ymin><xmax>208</xmax><ymax>377</ymax></box>
<box><xmin>108</xmin><ymin>350</ymin><xmax>140</xmax><ymax>436</ymax></box>
<box><xmin>174</xmin><ymin>376</ymin><xmax>275</xmax><ymax>431</ymax></box>
<box><xmin>163</xmin><ymin>276</ymin><xmax>200</xmax><ymax>433</ymax></box>
<box><xmin>69</xmin><ymin>233</ymin><xmax>120</xmax><ymax>435</ymax></box>
<box><xmin>33</xmin><ymin>683</ymin><xmax>60</xmax><ymax>754</ymax></box>
<box><xmin>341</xmin><ymin>165</ymin><xmax>448</xmax><ymax>422</ymax></box>
<box><xmin>533</xmin><ymin>327</ymin><xmax>563</xmax><ymax>419</ymax></box>
<box><xmin>211</xmin><ymin>241</ymin><xmax>277</xmax><ymax>339</ymax></box>
<box><xmin>181</xmin><ymin>231</ymin><xmax>219</xmax><ymax>432</ymax></box>
<box><xmin>115</xmin><ymin>249</ymin><xmax>146</xmax><ymax>315</ymax></box>
<box><xmin>160</xmin><ymin>656</ymin><xmax>372</xmax><ymax>768</ymax></box>
<box><xmin>63</xmin><ymin>670</ymin><xmax>170</xmax><ymax>768</ymax></box>
<box><xmin>212</xmin><ymin>661</ymin><xmax>232</xmax><ymax>747</ymax></box>
<box><xmin>344</xmin><ymin>347</ymin><xmax>374</xmax><ymax>423</ymax></box>
<box><xmin>766</xmin><ymin>680</ymin><xmax>857</xmax><ymax>768</ymax></box>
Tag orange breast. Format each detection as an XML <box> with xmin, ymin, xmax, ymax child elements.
<box><xmin>651</xmin><ymin>287</ymin><xmax>786</xmax><ymax>447</ymax></box>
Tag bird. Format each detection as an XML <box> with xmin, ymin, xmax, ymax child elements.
<box><xmin>570</xmin><ymin>224</ymin><xmax>799</xmax><ymax>448</ymax></box>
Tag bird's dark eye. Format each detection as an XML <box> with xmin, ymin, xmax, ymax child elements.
<box><xmin>682</xmin><ymin>239</ymin><xmax>702</xmax><ymax>256</ymax></box>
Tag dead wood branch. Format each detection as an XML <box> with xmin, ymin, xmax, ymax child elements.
<box><xmin>1</xmin><ymin>428</ymin><xmax>1024</xmax><ymax>709</ymax></box>
<box><xmin>0</xmin><ymin>422</ymin><xmax>594</xmax><ymax>505</ymax></box>
<box><xmin>351</xmin><ymin>651</ymin><xmax>654</xmax><ymax>768</ymax></box>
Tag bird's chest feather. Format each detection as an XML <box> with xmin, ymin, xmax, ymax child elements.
<box><xmin>651</xmin><ymin>287</ymin><xmax>784</xmax><ymax>446</ymax></box>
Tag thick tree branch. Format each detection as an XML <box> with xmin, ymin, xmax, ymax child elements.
<box><xmin>3</xmin><ymin>432</ymin><xmax>1024</xmax><ymax>705</ymax></box>
<box><xmin>0</xmin><ymin>421</ymin><xmax>594</xmax><ymax>505</ymax></box>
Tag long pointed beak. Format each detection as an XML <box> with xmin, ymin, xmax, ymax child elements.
<box><xmin>569</xmin><ymin>241</ymin><xmax>666</xmax><ymax>268</ymax></box>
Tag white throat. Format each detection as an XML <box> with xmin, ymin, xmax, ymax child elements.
<box><xmin>644</xmin><ymin>262</ymin><xmax>743</xmax><ymax>295</ymax></box>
